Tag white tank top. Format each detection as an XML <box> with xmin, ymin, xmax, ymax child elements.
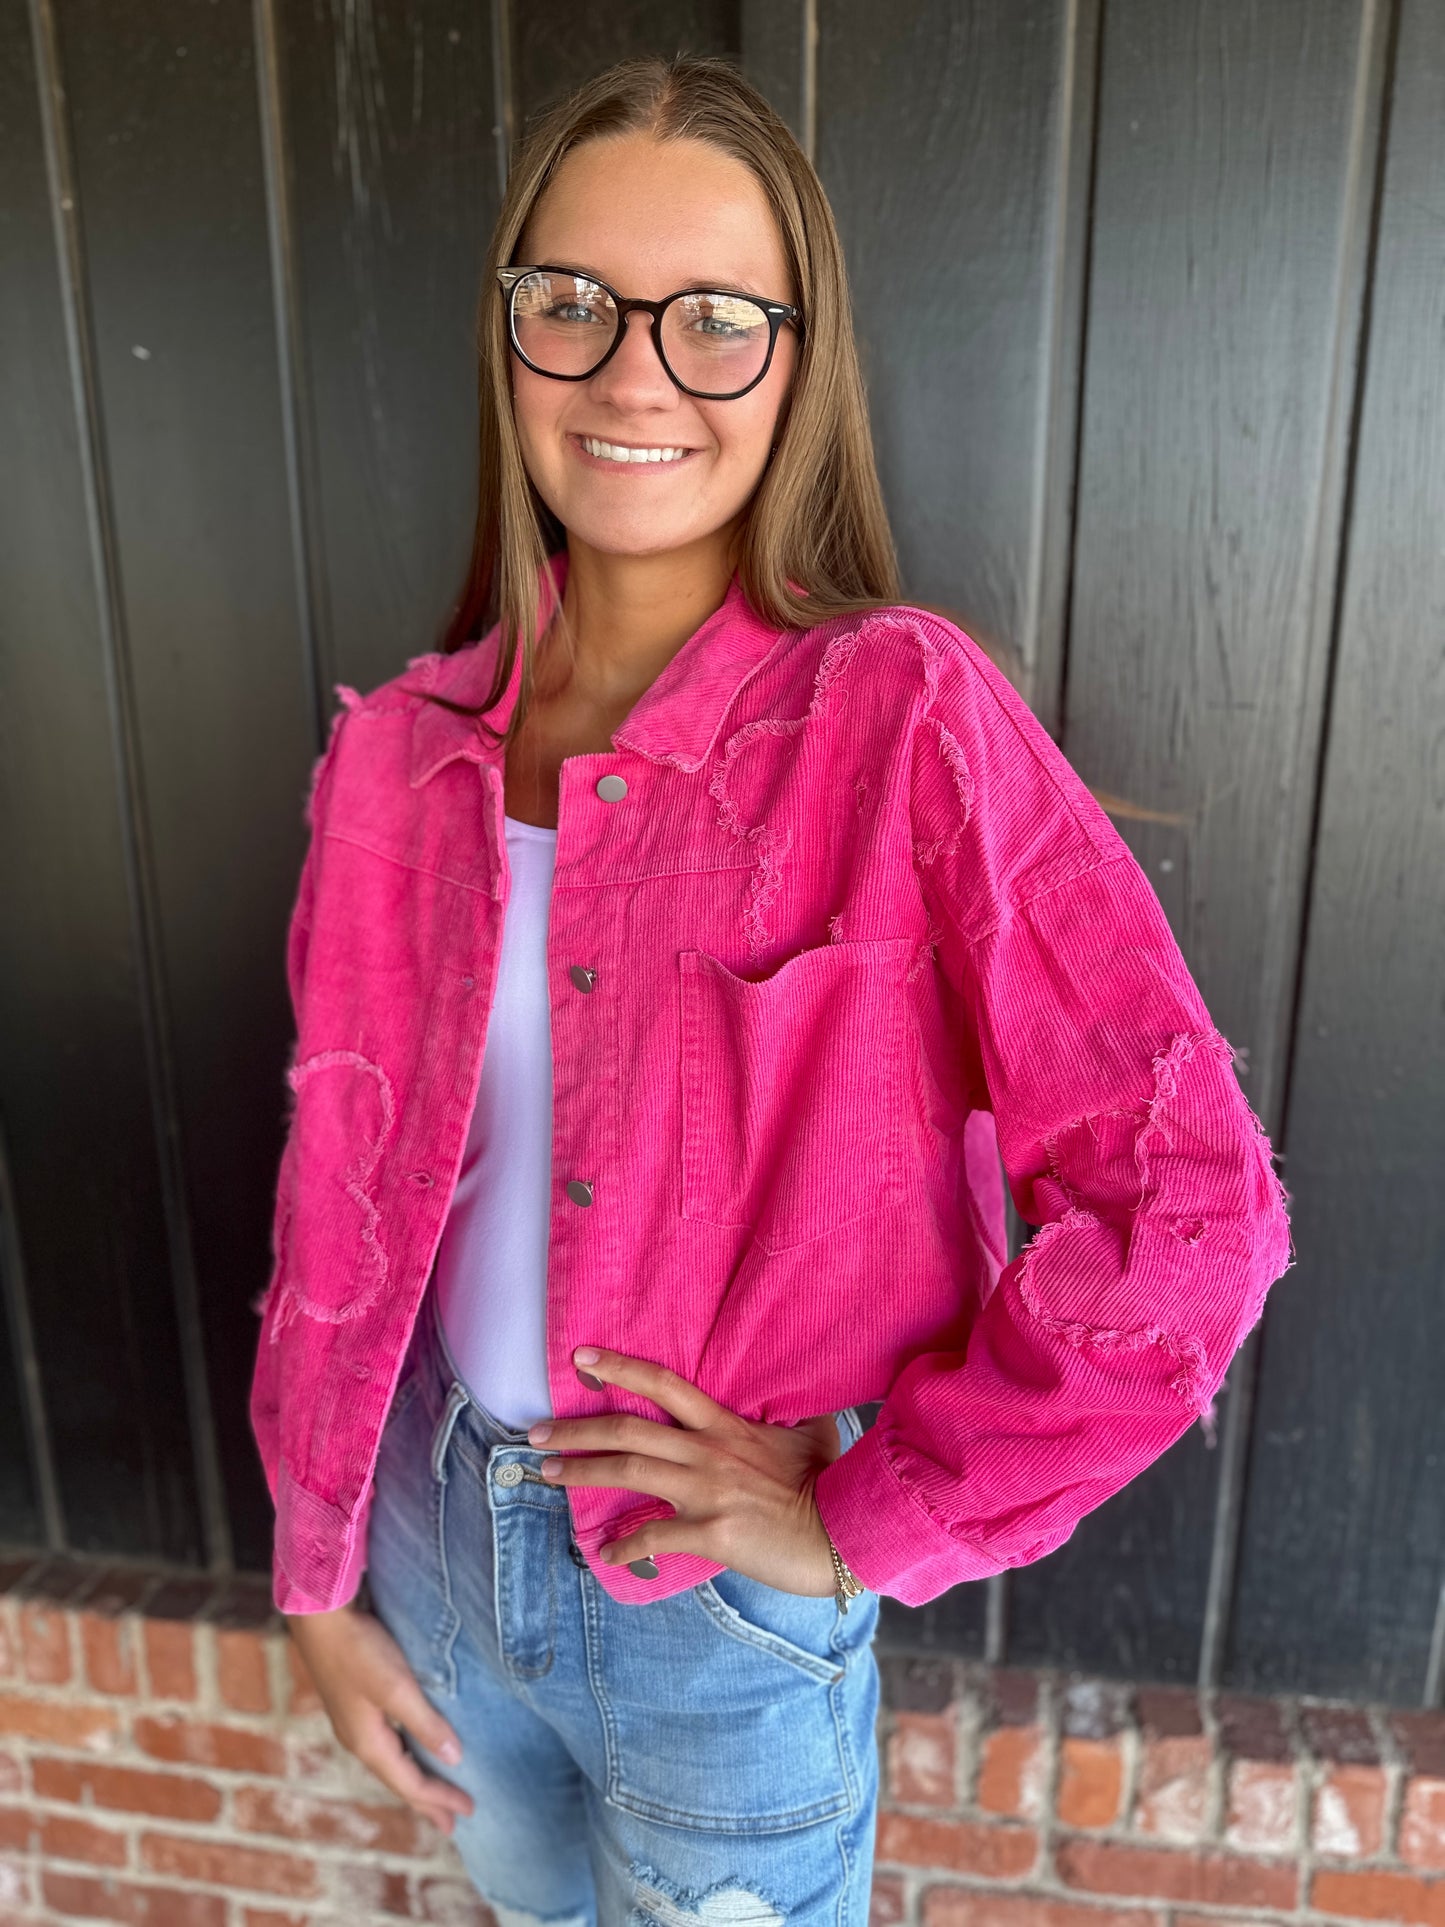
<box><xmin>432</xmin><ymin>812</ymin><xmax>557</xmax><ymax>1428</ymax></box>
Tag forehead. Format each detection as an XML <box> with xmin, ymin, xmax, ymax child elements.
<box><xmin>524</xmin><ymin>132</ymin><xmax>793</xmax><ymax>300</ymax></box>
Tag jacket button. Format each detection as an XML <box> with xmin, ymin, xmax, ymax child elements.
<box><xmin>569</xmin><ymin>965</ymin><xmax>597</xmax><ymax>992</ymax></box>
<box><xmin>596</xmin><ymin>774</ymin><xmax>628</xmax><ymax>801</ymax></box>
<box><xmin>628</xmin><ymin>1557</ymin><xmax>659</xmax><ymax>1579</ymax></box>
<box><xmin>566</xmin><ymin>1179</ymin><xmax>594</xmax><ymax>1207</ymax></box>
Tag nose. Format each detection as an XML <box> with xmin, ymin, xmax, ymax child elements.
<box><xmin>593</xmin><ymin>307</ymin><xmax>675</xmax><ymax>395</ymax></box>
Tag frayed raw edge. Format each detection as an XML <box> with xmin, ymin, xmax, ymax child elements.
<box><xmin>912</xmin><ymin>713</ymin><xmax>975</xmax><ymax>868</ymax></box>
<box><xmin>268</xmin><ymin>1050</ymin><xmax>396</xmax><ymax>1342</ymax></box>
<box><xmin>906</xmin><ymin>912</ymin><xmax>944</xmax><ymax>984</ymax></box>
<box><xmin>1040</xmin><ymin>1028</ymin><xmax>1230</xmax><ymax>1217</ymax></box>
<box><xmin>1015</xmin><ymin>1209</ymin><xmax>1211</xmax><ymax>1408</ymax></box>
<box><xmin>627</xmin><ymin>1859</ymin><xmax>785</xmax><ymax>1927</ymax></box>
<box><xmin>706</xmin><ymin>620</ymin><xmax>871</xmax><ymax>956</ymax></box>
<box><xmin>1016</xmin><ymin>1026</ymin><xmax>1280</xmax><ymax>1414</ymax></box>
<box><xmin>742</xmin><ymin>821</ymin><xmax>792</xmax><ymax>957</ymax></box>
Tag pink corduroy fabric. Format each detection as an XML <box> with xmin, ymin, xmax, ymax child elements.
<box><xmin>248</xmin><ymin>548</ymin><xmax>1294</xmax><ymax>1614</ymax></box>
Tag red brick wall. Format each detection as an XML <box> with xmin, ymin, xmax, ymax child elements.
<box><xmin>2</xmin><ymin>1553</ymin><xmax>1443</xmax><ymax>1926</ymax></box>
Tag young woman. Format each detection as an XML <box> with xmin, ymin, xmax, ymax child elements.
<box><xmin>250</xmin><ymin>53</ymin><xmax>1294</xmax><ymax>1927</ymax></box>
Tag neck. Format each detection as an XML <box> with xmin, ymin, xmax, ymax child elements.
<box><xmin>540</xmin><ymin>528</ymin><xmax>740</xmax><ymax>711</ymax></box>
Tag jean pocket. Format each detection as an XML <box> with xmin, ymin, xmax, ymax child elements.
<box><xmin>592</xmin><ymin>1578</ymin><xmax>856</xmax><ymax>1834</ymax></box>
<box><xmin>678</xmin><ymin>936</ymin><xmax>916</xmax><ymax>1253</ymax></box>
<box><xmin>693</xmin><ymin>1566</ymin><xmax>846</xmax><ymax>1682</ymax></box>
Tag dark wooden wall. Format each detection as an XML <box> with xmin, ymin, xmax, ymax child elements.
<box><xmin>2</xmin><ymin>0</ymin><xmax>1441</xmax><ymax>1708</ymax></box>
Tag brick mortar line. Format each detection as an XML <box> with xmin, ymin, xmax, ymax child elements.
<box><xmin>874</xmin><ymin>1669</ymin><xmax>1445</xmax><ymax>1922</ymax></box>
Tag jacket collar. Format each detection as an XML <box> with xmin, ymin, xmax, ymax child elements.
<box><xmin>406</xmin><ymin>548</ymin><xmax>788</xmax><ymax>786</ymax></box>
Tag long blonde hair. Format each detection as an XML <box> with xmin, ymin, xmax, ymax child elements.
<box><xmin>431</xmin><ymin>52</ymin><xmax>901</xmax><ymax>748</ymax></box>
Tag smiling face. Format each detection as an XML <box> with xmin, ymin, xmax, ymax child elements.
<box><xmin>509</xmin><ymin>131</ymin><xmax>800</xmax><ymax>564</ymax></box>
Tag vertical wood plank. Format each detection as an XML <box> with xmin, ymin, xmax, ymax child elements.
<box><xmin>0</xmin><ymin>0</ymin><xmax>205</xmax><ymax>1562</ymax></box>
<box><xmin>819</xmin><ymin>0</ymin><xmax>1095</xmax><ymax>1659</ymax></box>
<box><xmin>278</xmin><ymin>1</ymin><xmax>499</xmax><ymax>696</ymax></box>
<box><xmin>816</xmin><ymin>0</ymin><xmax>1094</xmax><ymax>726</ymax></box>
<box><xmin>53</xmin><ymin>0</ymin><xmax>334</xmax><ymax>1572</ymax></box>
<box><xmin>740</xmin><ymin>0</ymin><xmax>812</xmax><ymax>154</ymax></box>
<box><xmin>1007</xmin><ymin>0</ymin><xmax>1377</xmax><ymax>1682</ymax></box>
<box><xmin>1228</xmin><ymin>0</ymin><xmax>1445</xmax><ymax>1705</ymax></box>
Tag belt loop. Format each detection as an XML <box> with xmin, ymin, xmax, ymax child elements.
<box><xmin>431</xmin><ymin>1381</ymin><xmax>469</xmax><ymax>1484</ymax></box>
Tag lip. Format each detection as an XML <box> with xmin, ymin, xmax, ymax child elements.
<box><xmin>568</xmin><ymin>432</ymin><xmax>702</xmax><ymax>471</ymax></box>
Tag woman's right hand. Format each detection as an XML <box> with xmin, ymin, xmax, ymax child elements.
<box><xmin>284</xmin><ymin>1605</ymin><xmax>476</xmax><ymax>1836</ymax></box>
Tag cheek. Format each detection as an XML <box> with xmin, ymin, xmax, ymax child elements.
<box><xmin>512</xmin><ymin>370</ymin><xmax>563</xmax><ymax>452</ymax></box>
<box><xmin>705</xmin><ymin>398</ymin><xmax>780</xmax><ymax>476</ymax></box>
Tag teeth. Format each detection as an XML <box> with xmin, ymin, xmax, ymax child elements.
<box><xmin>580</xmin><ymin>437</ymin><xmax>690</xmax><ymax>464</ymax></box>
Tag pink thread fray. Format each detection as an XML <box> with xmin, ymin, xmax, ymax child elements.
<box><xmin>268</xmin><ymin>1050</ymin><xmax>396</xmax><ymax>1341</ymax></box>
<box><xmin>708</xmin><ymin>620</ymin><xmax>869</xmax><ymax>956</ymax></box>
<box><xmin>1015</xmin><ymin>1214</ymin><xmax>1210</xmax><ymax>1408</ymax></box>
<box><xmin>1013</xmin><ymin>1028</ymin><xmax>1241</xmax><ymax>1412</ymax></box>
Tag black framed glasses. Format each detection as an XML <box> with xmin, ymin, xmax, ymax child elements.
<box><xmin>497</xmin><ymin>264</ymin><xmax>804</xmax><ymax>400</ymax></box>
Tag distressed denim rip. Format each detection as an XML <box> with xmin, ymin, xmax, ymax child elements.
<box><xmin>247</xmin><ymin>546</ymin><xmax>1296</xmax><ymax>1615</ymax></box>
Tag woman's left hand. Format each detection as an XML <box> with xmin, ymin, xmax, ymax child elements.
<box><xmin>526</xmin><ymin>1346</ymin><xmax>844</xmax><ymax>1596</ymax></box>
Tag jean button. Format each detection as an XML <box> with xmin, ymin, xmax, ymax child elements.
<box><xmin>494</xmin><ymin>1463</ymin><xmax>524</xmax><ymax>1487</ymax></box>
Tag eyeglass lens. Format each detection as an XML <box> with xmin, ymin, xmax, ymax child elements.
<box><xmin>511</xmin><ymin>270</ymin><xmax>773</xmax><ymax>396</ymax></box>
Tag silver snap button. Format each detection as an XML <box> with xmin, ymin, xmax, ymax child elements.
<box><xmin>596</xmin><ymin>774</ymin><xmax>628</xmax><ymax>802</ymax></box>
<box><xmin>566</xmin><ymin>1179</ymin><xmax>594</xmax><ymax>1207</ymax></box>
<box><xmin>494</xmin><ymin>1463</ymin><xmax>524</xmax><ymax>1487</ymax></box>
<box><xmin>628</xmin><ymin>1557</ymin><xmax>659</xmax><ymax>1579</ymax></box>
<box><xmin>569</xmin><ymin>965</ymin><xmax>597</xmax><ymax>992</ymax></box>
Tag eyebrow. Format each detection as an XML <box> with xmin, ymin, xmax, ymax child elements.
<box><xmin>543</xmin><ymin>260</ymin><xmax>770</xmax><ymax>298</ymax></box>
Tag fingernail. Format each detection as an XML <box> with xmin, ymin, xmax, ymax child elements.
<box><xmin>574</xmin><ymin>1346</ymin><xmax>600</xmax><ymax>1365</ymax></box>
<box><xmin>437</xmin><ymin>1738</ymin><xmax>462</xmax><ymax>1765</ymax></box>
<box><xmin>528</xmin><ymin>1422</ymin><xmax>552</xmax><ymax>1443</ymax></box>
<box><xmin>577</xmin><ymin>1369</ymin><xmax>604</xmax><ymax>1390</ymax></box>
<box><xmin>541</xmin><ymin>1455</ymin><xmax>563</xmax><ymax>1477</ymax></box>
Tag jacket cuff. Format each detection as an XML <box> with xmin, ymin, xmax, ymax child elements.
<box><xmin>812</xmin><ymin>1423</ymin><xmax>1003</xmax><ymax>1607</ymax></box>
<box><xmin>272</xmin><ymin>1482</ymin><xmax>373</xmax><ymax>1616</ymax></box>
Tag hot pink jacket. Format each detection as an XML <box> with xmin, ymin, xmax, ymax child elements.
<box><xmin>248</xmin><ymin>548</ymin><xmax>1294</xmax><ymax>1615</ymax></box>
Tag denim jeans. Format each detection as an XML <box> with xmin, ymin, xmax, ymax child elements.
<box><xmin>364</xmin><ymin>1284</ymin><xmax>882</xmax><ymax>1926</ymax></box>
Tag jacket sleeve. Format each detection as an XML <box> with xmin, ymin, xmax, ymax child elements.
<box><xmin>248</xmin><ymin>702</ymin><xmax>363</xmax><ymax>1615</ymax></box>
<box><xmin>811</xmin><ymin>614</ymin><xmax>1295</xmax><ymax>1607</ymax></box>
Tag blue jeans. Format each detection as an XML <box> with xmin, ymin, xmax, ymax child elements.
<box><xmin>364</xmin><ymin>1285</ymin><xmax>882</xmax><ymax>1926</ymax></box>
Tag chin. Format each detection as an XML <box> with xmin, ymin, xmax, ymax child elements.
<box><xmin>555</xmin><ymin>507</ymin><xmax>720</xmax><ymax>556</ymax></box>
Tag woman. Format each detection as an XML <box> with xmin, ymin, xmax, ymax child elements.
<box><xmin>249</xmin><ymin>52</ymin><xmax>1293</xmax><ymax>1927</ymax></box>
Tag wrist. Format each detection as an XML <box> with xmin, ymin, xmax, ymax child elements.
<box><xmin>811</xmin><ymin>1487</ymin><xmax>866</xmax><ymax>1612</ymax></box>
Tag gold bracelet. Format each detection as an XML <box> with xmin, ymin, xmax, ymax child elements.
<box><xmin>825</xmin><ymin>1530</ymin><xmax>866</xmax><ymax>1614</ymax></box>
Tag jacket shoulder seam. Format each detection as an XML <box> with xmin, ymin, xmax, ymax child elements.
<box><xmin>964</xmin><ymin>848</ymin><xmax>1134</xmax><ymax>949</ymax></box>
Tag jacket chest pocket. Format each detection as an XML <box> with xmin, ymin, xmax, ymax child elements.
<box><xmin>679</xmin><ymin>936</ymin><xmax>916</xmax><ymax>1252</ymax></box>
